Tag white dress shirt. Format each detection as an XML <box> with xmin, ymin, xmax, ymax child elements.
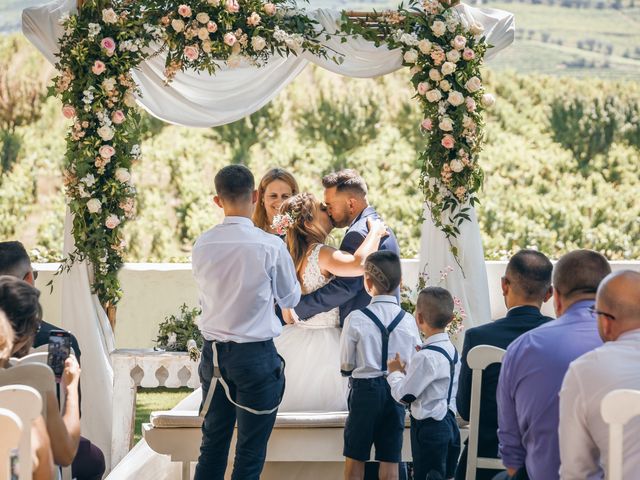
<box><xmin>387</xmin><ymin>333</ymin><xmax>460</xmax><ymax>421</ymax></box>
<box><xmin>340</xmin><ymin>295</ymin><xmax>421</xmax><ymax>379</ymax></box>
<box><xmin>559</xmin><ymin>328</ymin><xmax>640</xmax><ymax>480</ymax></box>
<box><xmin>192</xmin><ymin>216</ymin><xmax>301</xmax><ymax>343</ymax></box>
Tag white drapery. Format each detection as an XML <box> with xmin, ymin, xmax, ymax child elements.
<box><xmin>22</xmin><ymin>0</ymin><xmax>513</xmax><ymax>473</ymax></box>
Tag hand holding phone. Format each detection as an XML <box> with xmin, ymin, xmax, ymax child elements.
<box><xmin>47</xmin><ymin>330</ymin><xmax>71</xmax><ymax>382</ymax></box>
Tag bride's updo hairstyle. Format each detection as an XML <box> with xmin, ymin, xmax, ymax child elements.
<box><xmin>279</xmin><ymin>193</ymin><xmax>329</xmax><ymax>280</ymax></box>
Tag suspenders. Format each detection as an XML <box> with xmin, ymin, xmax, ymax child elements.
<box><xmin>360</xmin><ymin>307</ymin><xmax>406</xmax><ymax>371</ymax></box>
<box><xmin>420</xmin><ymin>344</ymin><xmax>459</xmax><ymax>405</ymax></box>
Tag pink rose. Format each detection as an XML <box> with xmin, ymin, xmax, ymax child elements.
<box><xmin>177</xmin><ymin>4</ymin><xmax>192</xmax><ymax>17</ymax></box>
<box><xmin>225</xmin><ymin>0</ymin><xmax>240</xmax><ymax>13</ymax></box>
<box><xmin>105</xmin><ymin>214</ymin><xmax>121</xmax><ymax>229</ymax></box>
<box><xmin>111</xmin><ymin>110</ymin><xmax>125</xmax><ymax>124</ymax></box>
<box><xmin>430</xmin><ymin>48</ymin><xmax>445</xmax><ymax>65</ymax></box>
<box><xmin>417</xmin><ymin>82</ymin><xmax>429</xmax><ymax>95</ymax></box>
<box><xmin>92</xmin><ymin>60</ymin><xmax>106</xmax><ymax>75</ymax></box>
<box><xmin>465</xmin><ymin>97</ymin><xmax>477</xmax><ymax>112</ymax></box>
<box><xmin>99</xmin><ymin>145</ymin><xmax>116</xmax><ymax>159</ymax></box>
<box><xmin>462</xmin><ymin>48</ymin><xmax>475</xmax><ymax>61</ymax></box>
<box><xmin>223</xmin><ymin>33</ymin><xmax>237</xmax><ymax>46</ymax></box>
<box><xmin>101</xmin><ymin>37</ymin><xmax>116</xmax><ymax>54</ymax></box>
<box><xmin>184</xmin><ymin>45</ymin><xmax>199</xmax><ymax>61</ymax></box>
<box><xmin>263</xmin><ymin>3</ymin><xmax>277</xmax><ymax>15</ymax></box>
<box><xmin>207</xmin><ymin>21</ymin><xmax>218</xmax><ymax>32</ymax></box>
<box><xmin>421</xmin><ymin>118</ymin><xmax>433</xmax><ymax>131</ymax></box>
<box><xmin>441</xmin><ymin>135</ymin><xmax>455</xmax><ymax>149</ymax></box>
<box><xmin>452</xmin><ymin>35</ymin><xmax>467</xmax><ymax>50</ymax></box>
<box><xmin>62</xmin><ymin>105</ymin><xmax>76</xmax><ymax>119</ymax></box>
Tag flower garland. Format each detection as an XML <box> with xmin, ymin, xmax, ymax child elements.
<box><xmin>51</xmin><ymin>0</ymin><xmax>333</xmax><ymax>309</ymax></box>
<box><xmin>342</xmin><ymin>0</ymin><xmax>494</xmax><ymax>258</ymax></box>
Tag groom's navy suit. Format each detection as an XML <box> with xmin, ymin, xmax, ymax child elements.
<box><xmin>454</xmin><ymin>305</ymin><xmax>552</xmax><ymax>480</ymax></box>
<box><xmin>293</xmin><ymin>206</ymin><xmax>400</xmax><ymax>326</ymax></box>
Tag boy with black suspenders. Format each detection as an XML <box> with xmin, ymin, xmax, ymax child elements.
<box><xmin>387</xmin><ymin>287</ymin><xmax>461</xmax><ymax>480</ymax></box>
<box><xmin>340</xmin><ymin>251</ymin><xmax>422</xmax><ymax>480</ymax></box>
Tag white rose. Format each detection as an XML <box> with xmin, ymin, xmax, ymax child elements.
<box><xmin>465</xmin><ymin>76</ymin><xmax>482</xmax><ymax>93</ymax></box>
<box><xmin>102</xmin><ymin>8</ymin><xmax>118</xmax><ymax>24</ymax></box>
<box><xmin>82</xmin><ymin>174</ymin><xmax>97</xmax><ymax>187</ymax></box>
<box><xmin>202</xmin><ymin>39</ymin><xmax>212</xmax><ymax>53</ymax></box>
<box><xmin>171</xmin><ymin>19</ymin><xmax>185</xmax><ymax>32</ymax></box>
<box><xmin>481</xmin><ymin>93</ymin><xmax>496</xmax><ymax>108</ymax></box>
<box><xmin>102</xmin><ymin>77</ymin><xmax>117</xmax><ymax>92</ymax></box>
<box><xmin>87</xmin><ymin>198</ymin><xmax>102</xmax><ymax>213</ymax></box>
<box><xmin>469</xmin><ymin>23</ymin><xmax>485</xmax><ymax>36</ymax></box>
<box><xmin>196</xmin><ymin>12</ymin><xmax>210</xmax><ymax>24</ymax></box>
<box><xmin>198</xmin><ymin>28</ymin><xmax>209</xmax><ymax>40</ymax></box>
<box><xmin>251</xmin><ymin>36</ymin><xmax>266</xmax><ymax>51</ymax></box>
<box><xmin>450</xmin><ymin>159</ymin><xmax>464</xmax><ymax>172</ymax></box>
<box><xmin>115</xmin><ymin>168</ymin><xmax>131</xmax><ymax>183</ymax></box>
<box><xmin>440</xmin><ymin>80</ymin><xmax>451</xmax><ymax>92</ymax></box>
<box><xmin>462</xmin><ymin>115</ymin><xmax>475</xmax><ymax>128</ymax></box>
<box><xmin>429</xmin><ymin>68</ymin><xmax>442</xmax><ymax>82</ymax></box>
<box><xmin>124</xmin><ymin>91</ymin><xmax>137</xmax><ymax>108</ymax></box>
<box><xmin>448</xmin><ymin>91</ymin><xmax>465</xmax><ymax>107</ymax></box>
<box><xmin>403</xmin><ymin>49</ymin><xmax>418</xmax><ymax>64</ymax></box>
<box><xmin>441</xmin><ymin>62</ymin><xmax>456</xmax><ymax>76</ymax></box>
<box><xmin>431</xmin><ymin>21</ymin><xmax>446</xmax><ymax>37</ymax></box>
<box><xmin>97</xmin><ymin>125</ymin><xmax>114</xmax><ymax>141</ymax></box>
<box><xmin>439</xmin><ymin>117</ymin><xmax>454</xmax><ymax>131</ymax></box>
<box><xmin>425</xmin><ymin>89</ymin><xmax>442</xmax><ymax>103</ymax></box>
<box><xmin>446</xmin><ymin>49</ymin><xmax>460</xmax><ymax>63</ymax></box>
<box><xmin>418</xmin><ymin>39</ymin><xmax>432</xmax><ymax>54</ymax></box>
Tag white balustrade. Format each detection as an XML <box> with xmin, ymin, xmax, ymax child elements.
<box><xmin>110</xmin><ymin>349</ymin><xmax>199</xmax><ymax>470</ymax></box>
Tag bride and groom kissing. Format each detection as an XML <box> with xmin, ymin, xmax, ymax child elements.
<box><xmin>191</xmin><ymin>164</ymin><xmax>399</xmax><ymax>480</ymax></box>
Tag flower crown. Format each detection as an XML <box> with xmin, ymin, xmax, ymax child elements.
<box><xmin>271</xmin><ymin>211</ymin><xmax>298</xmax><ymax>235</ymax></box>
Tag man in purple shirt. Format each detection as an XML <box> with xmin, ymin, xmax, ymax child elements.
<box><xmin>496</xmin><ymin>249</ymin><xmax>611</xmax><ymax>480</ymax></box>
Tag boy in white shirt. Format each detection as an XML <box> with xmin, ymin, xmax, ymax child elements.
<box><xmin>387</xmin><ymin>287</ymin><xmax>461</xmax><ymax>480</ymax></box>
<box><xmin>340</xmin><ymin>251</ymin><xmax>422</xmax><ymax>480</ymax></box>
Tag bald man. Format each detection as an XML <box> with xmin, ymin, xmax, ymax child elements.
<box><xmin>559</xmin><ymin>270</ymin><xmax>640</xmax><ymax>479</ymax></box>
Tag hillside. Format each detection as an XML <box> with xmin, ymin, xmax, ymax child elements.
<box><xmin>0</xmin><ymin>35</ymin><xmax>638</xmax><ymax>262</ymax></box>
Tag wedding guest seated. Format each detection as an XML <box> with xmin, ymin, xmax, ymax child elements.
<box><xmin>496</xmin><ymin>249</ymin><xmax>611</xmax><ymax>480</ymax></box>
<box><xmin>455</xmin><ymin>250</ymin><xmax>553</xmax><ymax>480</ymax></box>
<box><xmin>0</xmin><ymin>307</ymin><xmax>55</xmax><ymax>480</ymax></box>
<box><xmin>0</xmin><ymin>241</ymin><xmax>105</xmax><ymax>480</ymax></box>
<box><xmin>340</xmin><ymin>251</ymin><xmax>421</xmax><ymax>480</ymax></box>
<box><xmin>0</xmin><ymin>276</ymin><xmax>81</xmax><ymax>468</ymax></box>
<box><xmin>559</xmin><ymin>270</ymin><xmax>640</xmax><ymax>479</ymax></box>
<box><xmin>252</xmin><ymin>167</ymin><xmax>299</xmax><ymax>236</ymax></box>
<box><xmin>387</xmin><ymin>287</ymin><xmax>461</xmax><ymax>480</ymax></box>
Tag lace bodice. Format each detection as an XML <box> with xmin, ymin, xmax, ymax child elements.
<box><xmin>300</xmin><ymin>244</ymin><xmax>340</xmax><ymax>327</ymax></box>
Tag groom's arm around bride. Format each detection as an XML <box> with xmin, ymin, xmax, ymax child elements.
<box><xmin>294</xmin><ymin>169</ymin><xmax>401</xmax><ymax>326</ymax></box>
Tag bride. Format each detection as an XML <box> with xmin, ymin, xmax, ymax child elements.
<box><xmin>273</xmin><ymin>192</ymin><xmax>387</xmax><ymax>412</ymax></box>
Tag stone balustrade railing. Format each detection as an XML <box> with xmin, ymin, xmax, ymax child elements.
<box><xmin>110</xmin><ymin>349</ymin><xmax>199</xmax><ymax>469</ymax></box>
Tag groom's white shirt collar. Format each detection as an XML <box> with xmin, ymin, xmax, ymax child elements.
<box><xmin>222</xmin><ymin>216</ymin><xmax>254</xmax><ymax>226</ymax></box>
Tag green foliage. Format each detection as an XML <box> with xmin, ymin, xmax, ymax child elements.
<box><xmin>155</xmin><ymin>303</ymin><xmax>203</xmax><ymax>352</ymax></box>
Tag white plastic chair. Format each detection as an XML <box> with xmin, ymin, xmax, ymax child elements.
<box><xmin>601</xmin><ymin>388</ymin><xmax>640</xmax><ymax>480</ymax></box>
<box><xmin>466</xmin><ymin>345</ymin><xmax>506</xmax><ymax>480</ymax></box>
<box><xmin>0</xmin><ymin>407</ymin><xmax>22</xmax><ymax>480</ymax></box>
<box><xmin>0</xmin><ymin>386</ymin><xmax>42</xmax><ymax>480</ymax></box>
<box><xmin>0</xmin><ymin>363</ymin><xmax>55</xmax><ymax>419</ymax></box>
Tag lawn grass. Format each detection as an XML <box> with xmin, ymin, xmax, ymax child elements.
<box><xmin>134</xmin><ymin>387</ymin><xmax>193</xmax><ymax>444</ymax></box>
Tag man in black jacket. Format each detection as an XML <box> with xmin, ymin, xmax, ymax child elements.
<box><xmin>455</xmin><ymin>250</ymin><xmax>554</xmax><ymax>480</ymax></box>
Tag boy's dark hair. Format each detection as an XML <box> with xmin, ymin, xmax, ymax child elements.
<box><xmin>416</xmin><ymin>287</ymin><xmax>454</xmax><ymax>329</ymax></box>
<box><xmin>553</xmin><ymin>249</ymin><xmax>611</xmax><ymax>300</ymax></box>
<box><xmin>322</xmin><ymin>169</ymin><xmax>368</xmax><ymax>197</ymax></box>
<box><xmin>364</xmin><ymin>251</ymin><xmax>401</xmax><ymax>294</ymax></box>
<box><xmin>0</xmin><ymin>241</ymin><xmax>31</xmax><ymax>278</ymax></box>
<box><xmin>214</xmin><ymin>165</ymin><xmax>255</xmax><ymax>203</ymax></box>
<box><xmin>505</xmin><ymin>249</ymin><xmax>553</xmax><ymax>301</ymax></box>
<box><xmin>0</xmin><ymin>276</ymin><xmax>42</xmax><ymax>356</ymax></box>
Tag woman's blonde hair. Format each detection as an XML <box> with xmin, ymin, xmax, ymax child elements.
<box><xmin>280</xmin><ymin>193</ymin><xmax>329</xmax><ymax>281</ymax></box>
<box><xmin>252</xmin><ymin>168</ymin><xmax>299</xmax><ymax>231</ymax></box>
<box><xmin>0</xmin><ymin>309</ymin><xmax>14</xmax><ymax>366</ymax></box>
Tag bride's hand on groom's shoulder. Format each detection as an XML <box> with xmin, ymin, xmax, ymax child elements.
<box><xmin>367</xmin><ymin>218</ymin><xmax>389</xmax><ymax>239</ymax></box>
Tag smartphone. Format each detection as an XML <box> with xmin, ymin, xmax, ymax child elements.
<box><xmin>47</xmin><ymin>330</ymin><xmax>71</xmax><ymax>380</ymax></box>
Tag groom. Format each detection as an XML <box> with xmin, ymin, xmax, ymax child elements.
<box><xmin>294</xmin><ymin>169</ymin><xmax>400</xmax><ymax>325</ymax></box>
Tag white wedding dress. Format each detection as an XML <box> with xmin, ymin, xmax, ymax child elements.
<box><xmin>274</xmin><ymin>244</ymin><xmax>349</xmax><ymax>413</ymax></box>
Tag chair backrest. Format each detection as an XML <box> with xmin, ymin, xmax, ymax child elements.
<box><xmin>9</xmin><ymin>352</ymin><xmax>49</xmax><ymax>366</ymax></box>
<box><xmin>0</xmin><ymin>407</ymin><xmax>22</xmax><ymax>480</ymax></box>
<box><xmin>0</xmin><ymin>386</ymin><xmax>42</xmax><ymax>480</ymax></box>
<box><xmin>601</xmin><ymin>389</ymin><xmax>640</xmax><ymax>480</ymax></box>
<box><xmin>466</xmin><ymin>345</ymin><xmax>507</xmax><ymax>479</ymax></box>
<box><xmin>0</xmin><ymin>363</ymin><xmax>55</xmax><ymax>418</ymax></box>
